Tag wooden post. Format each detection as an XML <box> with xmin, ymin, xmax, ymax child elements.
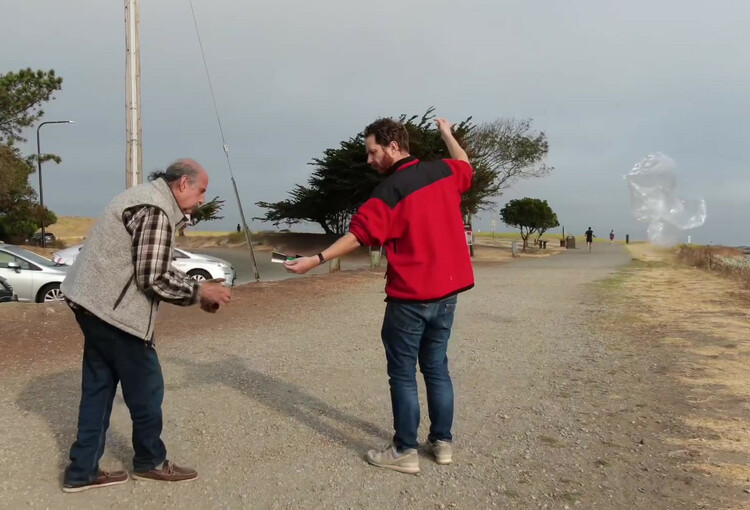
<box><xmin>369</xmin><ymin>246</ymin><xmax>382</xmax><ymax>267</ymax></box>
<box><xmin>125</xmin><ymin>0</ymin><xmax>143</xmax><ymax>188</ymax></box>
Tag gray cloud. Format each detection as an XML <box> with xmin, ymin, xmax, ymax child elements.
<box><xmin>4</xmin><ymin>0</ymin><xmax>747</xmax><ymax>244</ymax></box>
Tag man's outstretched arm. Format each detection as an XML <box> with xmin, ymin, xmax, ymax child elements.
<box><xmin>283</xmin><ymin>233</ymin><xmax>361</xmax><ymax>275</ymax></box>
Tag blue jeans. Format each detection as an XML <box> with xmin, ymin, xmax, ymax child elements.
<box><xmin>381</xmin><ymin>295</ymin><xmax>457</xmax><ymax>451</ymax></box>
<box><xmin>63</xmin><ymin>309</ymin><xmax>167</xmax><ymax>486</ymax></box>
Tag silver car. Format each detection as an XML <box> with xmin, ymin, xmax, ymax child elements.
<box><xmin>53</xmin><ymin>245</ymin><xmax>235</xmax><ymax>286</ymax></box>
<box><xmin>0</xmin><ymin>245</ymin><xmax>69</xmax><ymax>302</ymax></box>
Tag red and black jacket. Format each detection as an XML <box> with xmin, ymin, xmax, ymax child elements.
<box><xmin>349</xmin><ymin>157</ymin><xmax>474</xmax><ymax>302</ymax></box>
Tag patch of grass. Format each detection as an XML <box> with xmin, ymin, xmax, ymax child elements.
<box><xmin>597</xmin><ymin>272</ymin><xmax>629</xmax><ymax>290</ymax></box>
<box><xmin>629</xmin><ymin>259</ymin><xmax>671</xmax><ymax>269</ymax></box>
<box><xmin>48</xmin><ymin>216</ymin><xmax>95</xmax><ymax>238</ymax></box>
<box><xmin>597</xmin><ymin>258</ymin><xmax>672</xmax><ymax>292</ymax></box>
<box><xmin>227</xmin><ymin>232</ymin><xmax>245</xmax><ymax>243</ymax></box>
<box><xmin>474</xmin><ymin>231</ymin><xmax>564</xmax><ymax>242</ymax></box>
<box><xmin>557</xmin><ymin>492</ymin><xmax>583</xmax><ymax>503</ymax></box>
<box><xmin>594</xmin><ymin>459</ymin><xmax>610</xmax><ymax>468</ymax></box>
<box><xmin>475</xmin><ymin>232</ymin><xmax>523</xmax><ymax>239</ymax></box>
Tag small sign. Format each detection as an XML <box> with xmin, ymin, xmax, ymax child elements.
<box><xmin>464</xmin><ymin>224</ymin><xmax>473</xmax><ymax>246</ymax></box>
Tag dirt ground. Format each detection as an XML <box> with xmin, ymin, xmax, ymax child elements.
<box><xmin>0</xmin><ymin>244</ymin><xmax>748</xmax><ymax>509</ymax></box>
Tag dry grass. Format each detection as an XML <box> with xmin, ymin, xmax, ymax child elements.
<box><xmin>47</xmin><ymin>216</ymin><xmax>95</xmax><ymax>241</ymax></box>
<box><xmin>183</xmin><ymin>230</ymin><xmax>234</xmax><ymax>237</ymax></box>
<box><xmin>622</xmin><ymin>243</ymin><xmax>750</xmax><ymax>489</ymax></box>
<box><xmin>622</xmin><ymin>243</ymin><xmax>672</xmax><ymax>262</ymax></box>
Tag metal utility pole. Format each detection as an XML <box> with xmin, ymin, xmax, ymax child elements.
<box><xmin>188</xmin><ymin>0</ymin><xmax>261</xmax><ymax>281</ymax></box>
<box><xmin>125</xmin><ymin>0</ymin><xmax>143</xmax><ymax>188</ymax></box>
<box><xmin>228</xmin><ymin>170</ymin><xmax>260</xmax><ymax>281</ymax></box>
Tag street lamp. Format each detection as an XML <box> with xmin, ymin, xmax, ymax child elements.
<box><xmin>36</xmin><ymin>120</ymin><xmax>74</xmax><ymax>248</ymax></box>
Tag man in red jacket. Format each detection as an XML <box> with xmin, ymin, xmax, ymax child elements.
<box><xmin>285</xmin><ymin>117</ymin><xmax>473</xmax><ymax>474</ymax></box>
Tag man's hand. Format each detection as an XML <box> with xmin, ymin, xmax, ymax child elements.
<box><xmin>199</xmin><ymin>281</ymin><xmax>231</xmax><ymax>312</ymax></box>
<box><xmin>435</xmin><ymin>117</ymin><xmax>469</xmax><ymax>163</ymax></box>
<box><xmin>435</xmin><ymin>117</ymin><xmax>453</xmax><ymax>136</ymax></box>
<box><xmin>284</xmin><ymin>256</ymin><xmax>319</xmax><ymax>275</ymax></box>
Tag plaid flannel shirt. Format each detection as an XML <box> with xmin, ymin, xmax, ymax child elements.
<box><xmin>122</xmin><ymin>206</ymin><xmax>199</xmax><ymax>306</ymax></box>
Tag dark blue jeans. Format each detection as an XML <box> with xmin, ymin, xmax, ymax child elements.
<box><xmin>63</xmin><ymin>309</ymin><xmax>166</xmax><ymax>485</ymax></box>
<box><xmin>381</xmin><ymin>295</ymin><xmax>457</xmax><ymax>451</ymax></box>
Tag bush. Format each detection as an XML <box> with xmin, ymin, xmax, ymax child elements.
<box><xmin>228</xmin><ymin>232</ymin><xmax>245</xmax><ymax>244</ymax></box>
<box><xmin>677</xmin><ymin>244</ymin><xmax>750</xmax><ymax>287</ymax></box>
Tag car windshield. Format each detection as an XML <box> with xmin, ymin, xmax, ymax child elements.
<box><xmin>1</xmin><ymin>246</ymin><xmax>60</xmax><ymax>268</ymax></box>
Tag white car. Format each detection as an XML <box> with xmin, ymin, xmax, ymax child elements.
<box><xmin>53</xmin><ymin>245</ymin><xmax>235</xmax><ymax>286</ymax></box>
<box><xmin>171</xmin><ymin>248</ymin><xmax>236</xmax><ymax>285</ymax></box>
<box><xmin>0</xmin><ymin>245</ymin><xmax>69</xmax><ymax>302</ymax></box>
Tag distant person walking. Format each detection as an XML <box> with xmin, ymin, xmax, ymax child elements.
<box><xmin>585</xmin><ymin>227</ymin><xmax>595</xmax><ymax>253</ymax></box>
<box><xmin>236</xmin><ymin>223</ymin><xmax>241</xmax><ymax>233</ymax></box>
<box><xmin>609</xmin><ymin>230</ymin><xmax>615</xmax><ymax>245</ymax></box>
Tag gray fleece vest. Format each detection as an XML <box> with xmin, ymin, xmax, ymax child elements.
<box><xmin>61</xmin><ymin>179</ymin><xmax>184</xmax><ymax>341</ymax></box>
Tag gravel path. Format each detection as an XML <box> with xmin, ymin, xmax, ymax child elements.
<box><xmin>0</xmin><ymin>245</ymin><xmax>737</xmax><ymax>509</ymax></box>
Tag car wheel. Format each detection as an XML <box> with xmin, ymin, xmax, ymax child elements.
<box><xmin>38</xmin><ymin>283</ymin><xmax>64</xmax><ymax>303</ymax></box>
<box><xmin>187</xmin><ymin>269</ymin><xmax>212</xmax><ymax>282</ymax></box>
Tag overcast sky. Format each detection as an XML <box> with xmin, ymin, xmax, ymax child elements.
<box><xmin>3</xmin><ymin>0</ymin><xmax>748</xmax><ymax>244</ymax></box>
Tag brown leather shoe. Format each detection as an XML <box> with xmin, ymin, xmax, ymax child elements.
<box><xmin>133</xmin><ymin>460</ymin><xmax>198</xmax><ymax>482</ymax></box>
<box><xmin>62</xmin><ymin>470</ymin><xmax>129</xmax><ymax>493</ymax></box>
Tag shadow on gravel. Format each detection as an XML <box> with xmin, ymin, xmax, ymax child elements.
<box><xmin>16</xmin><ymin>369</ymin><xmax>133</xmax><ymax>471</ymax></box>
<box><xmin>169</xmin><ymin>355</ymin><xmax>390</xmax><ymax>453</ymax></box>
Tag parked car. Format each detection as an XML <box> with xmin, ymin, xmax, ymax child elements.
<box><xmin>0</xmin><ymin>245</ymin><xmax>69</xmax><ymax>302</ymax></box>
<box><xmin>52</xmin><ymin>245</ymin><xmax>235</xmax><ymax>286</ymax></box>
<box><xmin>28</xmin><ymin>232</ymin><xmax>57</xmax><ymax>246</ymax></box>
<box><xmin>0</xmin><ymin>275</ymin><xmax>18</xmax><ymax>303</ymax></box>
<box><xmin>171</xmin><ymin>248</ymin><xmax>236</xmax><ymax>285</ymax></box>
<box><xmin>51</xmin><ymin>244</ymin><xmax>82</xmax><ymax>266</ymax></box>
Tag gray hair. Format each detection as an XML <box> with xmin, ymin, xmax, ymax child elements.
<box><xmin>148</xmin><ymin>159</ymin><xmax>199</xmax><ymax>184</ymax></box>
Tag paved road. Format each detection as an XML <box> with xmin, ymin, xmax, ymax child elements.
<box><xmin>195</xmin><ymin>242</ymin><xmax>626</xmax><ymax>286</ymax></box>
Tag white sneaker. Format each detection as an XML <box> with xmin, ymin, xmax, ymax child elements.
<box><xmin>365</xmin><ymin>445</ymin><xmax>419</xmax><ymax>474</ymax></box>
<box><xmin>426</xmin><ymin>440</ymin><xmax>453</xmax><ymax>465</ymax></box>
